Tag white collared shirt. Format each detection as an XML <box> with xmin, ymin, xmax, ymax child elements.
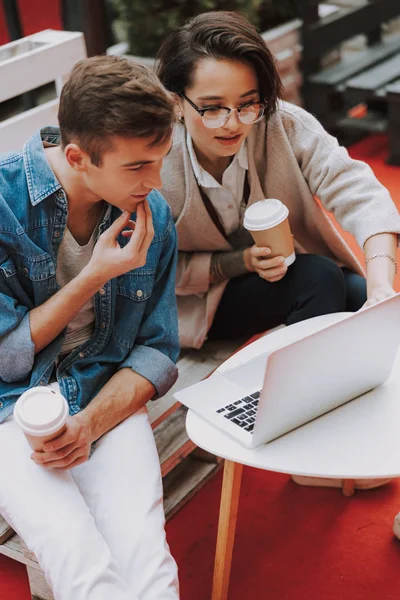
<box><xmin>186</xmin><ymin>131</ymin><xmax>248</xmax><ymax>236</ymax></box>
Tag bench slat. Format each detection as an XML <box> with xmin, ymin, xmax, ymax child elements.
<box><xmin>0</xmin><ymin>515</ymin><xmax>14</xmax><ymax>544</ymax></box>
<box><xmin>336</xmin><ymin>112</ymin><xmax>388</xmax><ymax>134</ymax></box>
<box><xmin>0</xmin><ymin>30</ymin><xmax>85</xmax><ymax>103</ymax></box>
<box><xmin>154</xmin><ymin>405</ymin><xmax>195</xmax><ymax>477</ymax></box>
<box><xmin>0</xmin><ymin>533</ymin><xmax>38</xmax><ymax>568</ymax></box>
<box><xmin>386</xmin><ymin>78</ymin><xmax>400</xmax><ymax>94</ymax></box>
<box><xmin>345</xmin><ymin>52</ymin><xmax>400</xmax><ymax>95</ymax></box>
<box><xmin>303</xmin><ymin>0</ymin><xmax>400</xmax><ymax>60</ymax></box>
<box><xmin>0</xmin><ymin>98</ymin><xmax>59</xmax><ymax>153</ymax></box>
<box><xmin>27</xmin><ymin>565</ymin><xmax>53</xmax><ymax>600</ymax></box>
<box><xmin>309</xmin><ymin>32</ymin><xmax>400</xmax><ymax>87</ymax></box>
<box><xmin>163</xmin><ymin>453</ymin><xmax>223</xmax><ymax>520</ymax></box>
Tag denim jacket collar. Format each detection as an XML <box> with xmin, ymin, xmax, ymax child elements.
<box><xmin>23</xmin><ymin>127</ymin><xmax>62</xmax><ymax>207</ymax></box>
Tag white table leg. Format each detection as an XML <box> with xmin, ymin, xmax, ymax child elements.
<box><xmin>212</xmin><ymin>460</ymin><xmax>243</xmax><ymax>600</ymax></box>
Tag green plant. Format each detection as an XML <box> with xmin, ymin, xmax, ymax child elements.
<box><xmin>113</xmin><ymin>0</ymin><xmax>261</xmax><ymax>57</ymax></box>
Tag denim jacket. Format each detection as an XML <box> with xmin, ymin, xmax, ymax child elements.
<box><xmin>0</xmin><ymin>128</ymin><xmax>179</xmax><ymax>422</ymax></box>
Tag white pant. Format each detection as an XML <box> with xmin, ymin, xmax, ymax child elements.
<box><xmin>0</xmin><ymin>404</ymin><xmax>179</xmax><ymax>600</ymax></box>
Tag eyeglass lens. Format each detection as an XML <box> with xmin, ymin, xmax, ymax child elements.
<box><xmin>202</xmin><ymin>104</ymin><xmax>264</xmax><ymax>128</ymax></box>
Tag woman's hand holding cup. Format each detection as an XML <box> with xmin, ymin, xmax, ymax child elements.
<box><xmin>243</xmin><ymin>199</ymin><xmax>295</xmax><ymax>284</ymax></box>
<box><xmin>244</xmin><ymin>245</ymin><xmax>288</xmax><ymax>282</ymax></box>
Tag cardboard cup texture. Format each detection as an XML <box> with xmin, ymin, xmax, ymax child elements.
<box><xmin>244</xmin><ymin>199</ymin><xmax>295</xmax><ymax>266</ymax></box>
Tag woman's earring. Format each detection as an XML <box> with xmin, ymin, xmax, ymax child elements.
<box><xmin>178</xmin><ymin>113</ymin><xmax>184</xmax><ymax>123</ymax></box>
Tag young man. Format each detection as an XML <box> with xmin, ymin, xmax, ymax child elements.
<box><xmin>0</xmin><ymin>56</ymin><xmax>180</xmax><ymax>599</ymax></box>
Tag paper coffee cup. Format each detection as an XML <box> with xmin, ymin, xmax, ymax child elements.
<box><xmin>243</xmin><ymin>199</ymin><xmax>295</xmax><ymax>266</ymax></box>
<box><xmin>14</xmin><ymin>387</ymin><xmax>69</xmax><ymax>451</ymax></box>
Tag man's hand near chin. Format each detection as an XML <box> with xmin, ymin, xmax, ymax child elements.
<box><xmin>31</xmin><ymin>413</ymin><xmax>93</xmax><ymax>471</ymax></box>
<box><xmin>31</xmin><ymin>368</ymin><xmax>155</xmax><ymax>471</ymax></box>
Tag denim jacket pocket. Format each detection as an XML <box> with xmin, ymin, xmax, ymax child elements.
<box><xmin>116</xmin><ymin>271</ymin><xmax>155</xmax><ymax>303</ymax></box>
<box><xmin>113</xmin><ymin>272</ymin><xmax>155</xmax><ymax>351</ymax></box>
<box><xmin>0</xmin><ymin>253</ymin><xmax>56</xmax><ymax>306</ymax></box>
<box><xmin>0</xmin><ymin>253</ymin><xmax>55</xmax><ymax>280</ymax></box>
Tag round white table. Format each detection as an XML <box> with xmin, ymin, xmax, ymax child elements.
<box><xmin>185</xmin><ymin>313</ymin><xmax>400</xmax><ymax>600</ymax></box>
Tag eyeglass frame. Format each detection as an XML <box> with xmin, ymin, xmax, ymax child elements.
<box><xmin>180</xmin><ymin>93</ymin><xmax>267</xmax><ymax>128</ymax></box>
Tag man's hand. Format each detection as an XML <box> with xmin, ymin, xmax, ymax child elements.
<box><xmin>31</xmin><ymin>413</ymin><xmax>92</xmax><ymax>471</ymax></box>
<box><xmin>86</xmin><ymin>199</ymin><xmax>154</xmax><ymax>286</ymax></box>
<box><xmin>245</xmin><ymin>245</ymin><xmax>287</xmax><ymax>282</ymax></box>
<box><xmin>29</xmin><ymin>200</ymin><xmax>154</xmax><ymax>354</ymax></box>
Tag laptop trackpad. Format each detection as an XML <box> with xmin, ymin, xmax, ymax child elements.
<box><xmin>224</xmin><ymin>355</ymin><xmax>268</xmax><ymax>392</ymax></box>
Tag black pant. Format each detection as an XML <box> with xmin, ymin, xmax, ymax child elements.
<box><xmin>208</xmin><ymin>254</ymin><xmax>367</xmax><ymax>341</ymax></box>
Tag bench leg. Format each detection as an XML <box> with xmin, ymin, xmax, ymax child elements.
<box><xmin>212</xmin><ymin>460</ymin><xmax>243</xmax><ymax>600</ymax></box>
<box><xmin>27</xmin><ymin>565</ymin><xmax>54</xmax><ymax>600</ymax></box>
<box><xmin>342</xmin><ymin>479</ymin><xmax>356</xmax><ymax>497</ymax></box>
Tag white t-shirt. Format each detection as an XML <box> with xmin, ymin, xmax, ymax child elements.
<box><xmin>56</xmin><ymin>227</ymin><xmax>97</xmax><ymax>354</ymax></box>
<box><xmin>186</xmin><ymin>132</ymin><xmax>248</xmax><ymax>236</ymax></box>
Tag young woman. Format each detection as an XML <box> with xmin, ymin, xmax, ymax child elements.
<box><xmin>156</xmin><ymin>11</ymin><xmax>400</xmax><ymax>489</ymax></box>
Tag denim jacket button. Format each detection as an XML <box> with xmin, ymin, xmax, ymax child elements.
<box><xmin>79</xmin><ymin>352</ymin><xmax>85</xmax><ymax>358</ymax></box>
<box><xmin>100</xmin><ymin>322</ymin><xmax>106</xmax><ymax>329</ymax></box>
<box><xmin>136</xmin><ymin>290</ymin><xmax>143</xmax><ymax>298</ymax></box>
<box><xmin>57</xmin><ymin>190</ymin><xmax>64</xmax><ymax>199</ymax></box>
<box><xmin>54</xmin><ymin>231</ymin><xmax>61</xmax><ymax>238</ymax></box>
<box><xmin>0</xmin><ymin>401</ymin><xmax>3</xmax><ymax>409</ymax></box>
<box><xmin>22</xmin><ymin>267</ymin><xmax>29</xmax><ymax>275</ymax></box>
<box><xmin>99</xmin><ymin>288</ymin><xmax>106</xmax><ymax>296</ymax></box>
<box><xmin>39</xmin><ymin>380</ymin><xmax>46</xmax><ymax>386</ymax></box>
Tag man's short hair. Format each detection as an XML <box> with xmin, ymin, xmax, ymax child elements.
<box><xmin>58</xmin><ymin>55</ymin><xmax>176</xmax><ymax>166</ymax></box>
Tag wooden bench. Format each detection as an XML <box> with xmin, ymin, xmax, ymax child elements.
<box><xmin>300</xmin><ymin>0</ymin><xmax>400</xmax><ymax>164</ymax></box>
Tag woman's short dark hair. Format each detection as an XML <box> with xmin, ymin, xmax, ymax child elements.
<box><xmin>156</xmin><ymin>11</ymin><xmax>282</xmax><ymax>121</ymax></box>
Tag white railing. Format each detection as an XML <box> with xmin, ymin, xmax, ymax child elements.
<box><xmin>0</xmin><ymin>29</ymin><xmax>86</xmax><ymax>153</ymax></box>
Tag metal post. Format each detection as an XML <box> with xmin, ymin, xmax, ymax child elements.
<box><xmin>61</xmin><ymin>0</ymin><xmax>110</xmax><ymax>57</ymax></box>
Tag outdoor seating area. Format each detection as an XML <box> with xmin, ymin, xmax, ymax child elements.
<box><xmin>301</xmin><ymin>0</ymin><xmax>400</xmax><ymax>164</ymax></box>
<box><xmin>1</xmin><ymin>1</ymin><xmax>400</xmax><ymax>599</ymax></box>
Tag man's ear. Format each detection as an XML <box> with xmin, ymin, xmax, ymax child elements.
<box><xmin>64</xmin><ymin>143</ymin><xmax>89</xmax><ymax>171</ymax></box>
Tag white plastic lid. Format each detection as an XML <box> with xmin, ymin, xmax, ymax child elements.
<box><xmin>13</xmin><ymin>387</ymin><xmax>69</xmax><ymax>437</ymax></box>
<box><xmin>243</xmin><ymin>199</ymin><xmax>289</xmax><ymax>231</ymax></box>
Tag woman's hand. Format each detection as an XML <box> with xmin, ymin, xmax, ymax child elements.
<box><xmin>364</xmin><ymin>233</ymin><xmax>398</xmax><ymax>308</ymax></box>
<box><xmin>363</xmin><ymin>285</ymin><xmax>396</xmax><ymax>308</ymax></box>
<box><xmin>244</xmin><ymin>245</ymin><xmax>288</xmax><ymax>283</ymax></box>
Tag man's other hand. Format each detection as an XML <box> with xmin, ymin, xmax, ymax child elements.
<box><xmin>31</xmin><ymin>413</ymin><xmax>92</xmax><ymax>470</ymax></box>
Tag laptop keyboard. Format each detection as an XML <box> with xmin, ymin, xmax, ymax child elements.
<box><xmin>216</xmin><ymin>391</ymin><xmax>260</xmax><ymax>433</ymax></box>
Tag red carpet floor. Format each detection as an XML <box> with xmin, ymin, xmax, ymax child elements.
<box><xmin>168</xmin><ymin>470</ymin><xmax>400</xmax><ymax>600</ymax></box>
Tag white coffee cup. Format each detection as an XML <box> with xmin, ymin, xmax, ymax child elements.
<box><xmin>14</xmin><ymin>387</ymin><xmax>69</xmax><ymax>451</ymax></box>
<box><xmin>243</xmin><ymin>198</ymin><xmax>296</xmax><ymax>266</ymax></box>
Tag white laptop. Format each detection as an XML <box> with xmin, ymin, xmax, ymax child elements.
<box><xmin>175</xmin><ymin>294</ymin><xmax>400</xmax><ymax>448</ymax></box>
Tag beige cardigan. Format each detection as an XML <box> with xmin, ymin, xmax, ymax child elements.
<box><xmin>160</xmin><ymin>101</ymin><xmax>400</xmax><ymax>348</ymax></box>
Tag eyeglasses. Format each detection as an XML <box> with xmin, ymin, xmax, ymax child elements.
<box><xmin>180</xmin><ymin>93</ymin><xmax>267</xmax><ymax>129</ymax></box>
